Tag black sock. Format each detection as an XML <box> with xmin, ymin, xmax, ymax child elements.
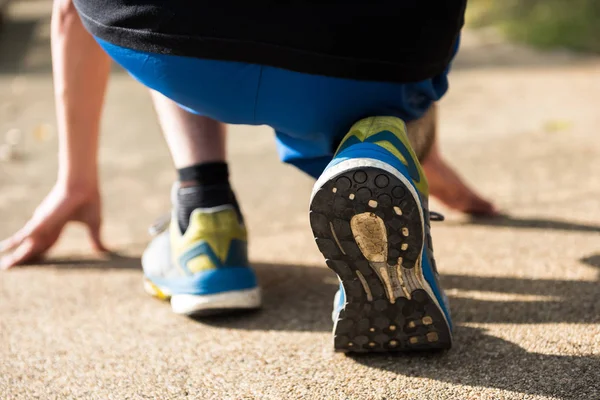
<box><xmin>176</xmin><ymin>162</ymin><xmax>243</xmax><ymax>232</ymax></box>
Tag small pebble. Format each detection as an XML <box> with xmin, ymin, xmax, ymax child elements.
<box><xmin>33</xmin><ymin>123</ymin><xmax>53</xmax><ymax>142</ymax></box>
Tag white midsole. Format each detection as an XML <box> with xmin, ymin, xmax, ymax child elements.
<box><xmin>312</xmin><ymin>157</ymin><xmax>451</xmax><ymax>334</ymax></box>
<box><xmin>170</xmin><ymin>288</ymin><xmax>262</xmax><ymax>315</ymax></box>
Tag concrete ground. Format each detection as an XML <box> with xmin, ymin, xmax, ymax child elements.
<box><xmin>1</xmin><ymin>2</ymin><xmax>599</xmax><ymax>399</ymax></box>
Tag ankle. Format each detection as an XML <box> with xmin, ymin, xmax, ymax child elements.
<box><xmin>175</xmin><ymin>162</ymin><xmax>243</xmax><ymax>231</ymax></box>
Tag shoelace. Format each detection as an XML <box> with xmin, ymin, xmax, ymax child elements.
<box><xmin>424</xmin><ymin>211</ymin><xmax>444</xmax><ymax>275</ymax></box>
<box><xmin>148</xmin><ymin>213</ymin><xmax>171</xmax><ymax>237</ymax></box>
<box><xmin>430</xmin><ymin>211</ymin><xmax>445</xmax><ymax>222</ymax></box>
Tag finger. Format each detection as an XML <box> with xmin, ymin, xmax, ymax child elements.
<box><xmin>0</xmin><ymin>238</ymin><xmax>36</xmax><ymax>270</ymax></box>
<box><xmin>87</xmin><ymin>221</ymin><xmax>108</xmax><ymax>253</ymax></box>
<box><xmin>0</xmin><ymin>230</ymin><xmax>26</xmax><ymax>253</ymax></box>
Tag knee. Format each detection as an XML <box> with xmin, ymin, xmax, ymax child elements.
<box><xmin>52</xmin><ymin>0</ymin><xmax>80</xmax><ymax>33</ymax></box>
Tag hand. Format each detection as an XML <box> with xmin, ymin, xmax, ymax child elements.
<box><xmin>0</xmin><ymin>183</ymin><xmax>107</xmax><ymax>269</ymax></box>
<box><xmin>422</xmin><ymin>143</ymin><xmax>498</xmax><ymax>217</ymax></box>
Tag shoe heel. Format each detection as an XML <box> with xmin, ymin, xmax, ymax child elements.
<box><xmin>310</xmin><ymin>161</ymin><xmax>452</xmax><ymax>352</ymax></box>
<box><xmin>170</xmin><ymin>288</ymin><xmax>261</xmax><ymax>316</ymax></box>
<box><xmin>144</xmin><ymin>267</ymin><xmax>261</xmax><ymax>316</ymax></box>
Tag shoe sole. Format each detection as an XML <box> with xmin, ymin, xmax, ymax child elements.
<box><xmin>143</xmin><ymin>279</ymin><xmax>261</xmax><ymax>317</ymax></box>
<box><xmin>310</xmin><ymin>158</ymin><xmax>452</xmax><ymax>353</ymax></box>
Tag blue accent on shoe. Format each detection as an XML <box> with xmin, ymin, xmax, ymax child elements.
<box><xmin>336</xmin><ymin>130</ymin><xmax>421</xmax><ymax>183</ymax></box>
<box><xmin>178</xmin><ymin>239</ymin><xmax>249</xmax><ymax>275</ymax></box>
<box><xmin>421</xmin><ymin>248</ymin><xmax>453</xmax><ymax>329</ymax></box>
<box><xmin>225</xmin><ymin>239</ymin><xmax>250</xmax><ymax>267</ymax></box>
<box><xmin>335</xmin><ymin>135</ymin><xmax>362</xmax><ymax>155</ymax></box>
<box><xmin>333</xmin><ymin>283</ymin><xmax>346</xmax><ymax>322</ymax></box>
<box><xmin>331</xmin><ymin>142</ymin><xmax>413</xmax><ymax>183</ymax></box>
<box><xmin>146</xmin><ymin>266</ymin><xmax>258</xmax><ymax>296</ymax></box>
<box><xmin>325</xmin><ymin>142</ymin><xmax>452</xmax><ymax>329</ymax></box>
<box><xmin>368</xmin><ymin>131</ymin><xmax>421</xmax><ymax>182</ymax></box>
<box><xmin>178</xmin><ymin>242</ymin><xmax>219</xmax><ymax>276</ymax></box>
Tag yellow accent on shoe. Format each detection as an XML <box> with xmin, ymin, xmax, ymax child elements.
<box><xmin>170</xmin><ymin>207</ymin><xmax>247</xmax><ymax>274</ymax></box>
<box><xmin>143</xmin><ymin>278</ymin><xmax>171</xmax><ymax>300</ymax></box>
<box><xmin>186</xmin><ymin>254</ymin><xmax>216</xmax><ymax>274</ymax></box>
<box><xmin>372</xmin><ymin>140</ymin><xmax>409</xmax><ymax>166</ymax></box>
<box><xmin>336</xmin><ymin>116</ymin><xmax>429</xmax><ymax>196</ymax></box>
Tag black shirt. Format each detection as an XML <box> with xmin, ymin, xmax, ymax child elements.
<box><xmin>74</xmin><ymin>1</ymin><xmax>466</xmax><ymax>83</ymax></box>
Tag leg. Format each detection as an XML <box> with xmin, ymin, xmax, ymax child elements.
<box><xmin>94</xmin><ymin>41</ymin><xmax>263</xmax><ymax>316</ymax></box>
<box><xmin>150</xmin><ymin>90</ymin><xmax>237</xmax><ymax>230</ymax></box>
<box><xmin>405</xmin><ymin>102</ymin><xmax>437</xmax><ymax>162</ymax></box>
<box><xmin>256</xmin><ymin>67</ymin><xmax>454</xmax><ymax>352</ymax></box>
<box><xmin>142</xmin><ymin>91</ymin><xmax>259</xmax><ymax>315</ymax></box>
<box><xmin>150</xmin><ymin>90</ymin><xmax>226</xmax><ymax>169</ymax></box>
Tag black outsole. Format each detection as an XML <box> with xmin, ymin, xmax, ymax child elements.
<box><xmin>187</xmin><ymin>307</ymin><xmax>260</xmax><ymax>319</ymax></box>
<box><xmin>310</xmin><ymin>166</ymin><xmax>452</xmax><ymax>353</ymax></box>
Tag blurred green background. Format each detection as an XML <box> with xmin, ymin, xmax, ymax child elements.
<box><xmin>468</xmin><ymin>0</ymin><xmax>600</xmax><ymax>53</ymax></box>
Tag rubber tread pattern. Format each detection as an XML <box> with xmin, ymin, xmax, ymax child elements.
<box><xmin>310</xmin><ymin>167</ymin><xmax>451</xmax><ymax>353</ymax></box>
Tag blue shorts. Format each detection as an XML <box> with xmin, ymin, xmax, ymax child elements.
<box><xmin>98</xmin><ymin>38</ymin><xmax>455</xmax><ymax>178</ymax></box>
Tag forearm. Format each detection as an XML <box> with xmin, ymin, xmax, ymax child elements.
<box><xmin>51</xmin><ymin>0</ymin><xmax>111</xmax><ymax>192</ymax></box>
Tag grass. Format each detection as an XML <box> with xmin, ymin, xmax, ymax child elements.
<box><xmin>467</xmin><ymin>0</ymin><xmax>600</xmax><ymax>53</ymax></box>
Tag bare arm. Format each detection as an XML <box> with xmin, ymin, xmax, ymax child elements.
<box><xmin>0</xmin><ymin>0</ymin><xmax>111</xmax><ymax>268</ymax></box>
<box><xmin>52</xmin><ymin>0</ymin><xmax>111</xmax><ymax>191</ymax></box>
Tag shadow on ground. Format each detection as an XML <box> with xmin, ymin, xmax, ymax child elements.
<box><xmin>446</xmin><ymin>213</ymin><xmax>600</xmax><ymax>233</ymax></box>
<box><xmin>245</xmin><ymin>260</ymin><xmax>599</xmax><ymax>399</ymax></box>
<box><xmin>352</xmin><ymin>324</ymin><xmax>599</xmax><ymax>399</ymax></box>
<box><xmin>27</xmin><ymin>255</ymin><xmax>600</xmax><ymax>329</ymax></box>
<box><xmin>20</xmin><ymin>254</ymin><xmax>600</xmax><ymax>399</ymax></box>
<box><xmin>200</xmin><ymin>257</ymin><xmax>600</xmax><ymax>331</ymax></box>
<box><xmin>22</xmin><ymin>252</ymin><xmax>143</xmax><ymax>269</ymax></box>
